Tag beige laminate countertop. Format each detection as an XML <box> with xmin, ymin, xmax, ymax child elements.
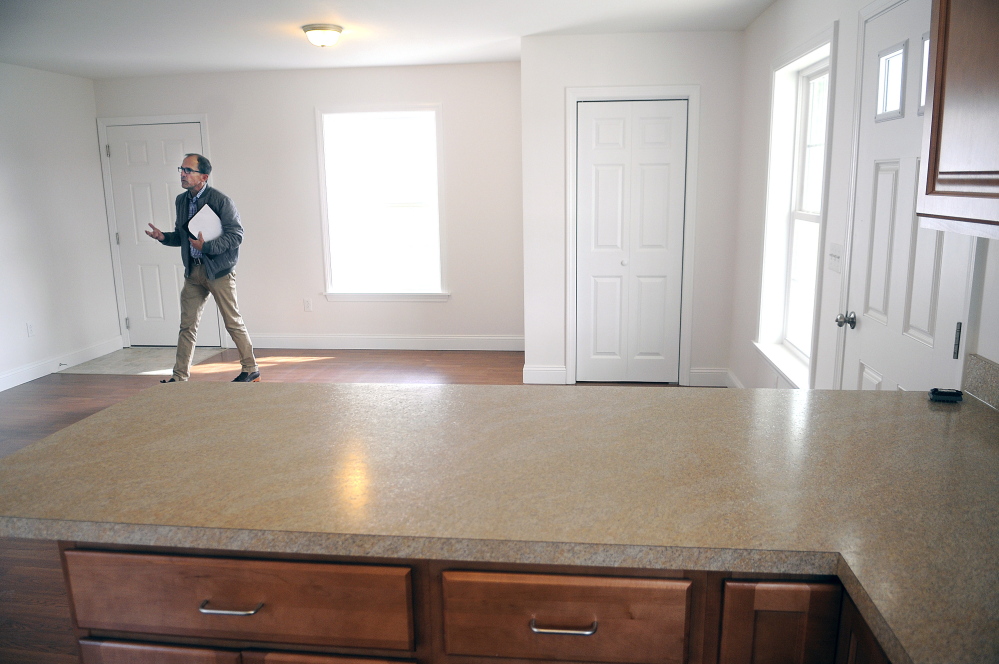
<box><xmin>0</xmin><ymin>383</ymin><xmax>996</xmax><ymax>664</ymax></box>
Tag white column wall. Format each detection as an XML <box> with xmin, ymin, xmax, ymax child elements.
<box><xmin>0</xmin><ymin>63</ymin><xmax>122</xmax><ymax>391</ymax></box>
<box><xmin>521</xmin><ymin>32</ymin><xmax>744</xmax><ymax>384</ymax></box>
<box><xmin>95</xmin><ymin>62</ymin><xmax>524</xmax><ymax>351</ymax></box>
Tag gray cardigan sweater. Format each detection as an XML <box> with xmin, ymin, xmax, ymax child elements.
<box><xmin>160</xmin><ymin>185</ymin><xmax>243</xmax><ymax>280</ymax></box>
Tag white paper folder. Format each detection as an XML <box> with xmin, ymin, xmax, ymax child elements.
<box><xmin>188</xmin><ymin>204</ymin><xmax>222</xmax><ymax>242</ymax></box>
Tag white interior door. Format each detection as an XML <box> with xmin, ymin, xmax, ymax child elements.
<box><xmin>105</xmin><ymin>123</ymin><xmax>221</xmax><ymax>347</ymax></box>
<box><xmin>842</xmin><ymin>0</ymin><xmax>974</xmax><ymax>390</ymax></box>
<box><xmin>576</xmin><ymin>100</ymin><xmax>687</xmax><ymax>382</ymax></box>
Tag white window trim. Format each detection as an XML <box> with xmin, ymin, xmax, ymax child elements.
<box><xmin>757</xmin><ymin>26</ymin><xmax>838</xmax><ymax>389</ymax></box>
<box><xmin>314</xmin><ymin>103</ymin><xmax>450</xmax><ymax>301</ymax></box>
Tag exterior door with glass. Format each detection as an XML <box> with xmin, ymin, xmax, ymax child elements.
<box><xmin>841</xmin><ymin>0</ymin><xmax>974</xmax><ymax>390</ymax></box>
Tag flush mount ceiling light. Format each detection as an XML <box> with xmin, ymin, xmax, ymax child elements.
<box><xmin>302</xmin><ymin>24</ymin><xmax>343</xmax><ymax>47</ymax></box>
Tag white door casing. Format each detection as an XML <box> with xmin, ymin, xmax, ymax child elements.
<box><xmin>575</xmin><ymin>100</ymin><xmax>687</xmax><ymax>382</ymax></box>
<box><xmin>100</xmin><ymin>120</ymin><xmax>222</xmax><ymax>347</ymax></box>
<box><xmin>841</xmin><ymin>0</ymin><xmax>975</xmax><ymax>390</ymax></box>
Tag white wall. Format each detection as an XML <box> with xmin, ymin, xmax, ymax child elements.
<box><xmin>728</xmin><ymin>0</ymin><xmax>999</xmax><ymax>388</ymax></box>
<box><xmin>0</xmin><ymin>63</ymin><xmax>122</xmax><ymax>391</ymax></box>
<box><xmin>94</xmin><ymin>62</ymin><xmax>524</xmax><ymax>351</ymax></box>
<box><xmin>520</xmin><ymin>32</ymin><xmax>744</xmax><ymax>385</ymax></box>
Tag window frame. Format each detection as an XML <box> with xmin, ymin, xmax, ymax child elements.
<box><xmin>783</xmin><ymin>60</ymin><xmax>830</xmax><ymax>361</ymax></box>
<box><xmin>315</xmin><ymin>104</ymin><xmax>449</xmax><ymax>302</ymax></box>
<box><xmin>756</xmin><ymin>36</ymin><xmax>836</xmax><ymax>389</ymax></box>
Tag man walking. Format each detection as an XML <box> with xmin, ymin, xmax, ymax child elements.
<box><xmin>145</xmin><ymin>153</ymin><xmax>260</xmax><ymax>383</ymax></box>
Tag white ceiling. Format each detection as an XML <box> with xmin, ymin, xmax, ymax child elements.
<box><xmin>0</xmin><ymin>0</ymin><xmax>775</xmax><ymax>80</ymax></box>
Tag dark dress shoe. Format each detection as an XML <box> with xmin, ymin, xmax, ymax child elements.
<box><xmin>160</xmin><ymin>378</ymin><xmax>176</xmax><ymax>383</ymax></box>
<box><xmin>232</xmin><ymin>371</ymin><xmax>261</xmax><ymax>382</ymax></box>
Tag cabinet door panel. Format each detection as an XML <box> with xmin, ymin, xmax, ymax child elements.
<box><xmin>834</xmin><ymin>595</ymin><xmax>891</xmax><ymax>664</ymax></box>
<box><xmin>65</xmin><ymin>550</ymin><xmax>413</xmax><ymax>650</ymax></box>
<box><xmin>442</xmin><ymin>570</ymin><xmax>691</xmax><ymax>664</ymax></box>
<box><xmin>718</xmin><ymin>581</ymin><xmax>841</xmax><ymax>664</ymax></box>
<box><xmin>79</xmin><ymin>639</ymin><xmax>239</xmax><ymax>664</ymax></box>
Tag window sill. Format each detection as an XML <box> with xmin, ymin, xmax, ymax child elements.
<box><xmin>753</xmin><ymin>342</ymin><xmax>809</xmax><ymax>389</ymax></box>
<box><xmin>324</xmin><ymin>292</ymin><xmax>450</xmax><ymax>302</ymax></box>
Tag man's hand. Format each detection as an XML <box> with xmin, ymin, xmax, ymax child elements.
<box><xmin>145</xmin><ymin>223</ymin><xmax>165</xmax><ymax>241</ymax></box>
<box><xmin>190</xmin><ymin>232</ymin><xmax>205</xmax><ymax>252</ymax></box>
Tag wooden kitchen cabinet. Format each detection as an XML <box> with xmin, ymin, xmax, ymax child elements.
<box><xmin>441</xmin><ymin>570</ymin><xmax>691</xmax><ymax>664</ymax></box>
<box><xmin>64</xmin><ymin>551</ymin><xmax>414</xmax><ymax>651</ymax></box>
<box><xmin>45</xmin><ymin>543</ymin><xmax>899</xmax><ymax>664</ymax></box>
<box><xmin>79</xmin><ymin>639</ymin><xmax>406</xmax><ymax>664</ymax></box>
<box><xmin>917</xmin><ymin>0</ymin><xmax>999</xmax><ymax>231</ymax></box>
<box><xmin>834</xmin><ymin>595</ymin><xmax>890</xmax><ymax>664</ymax></box>
<box><xmin>78</xmin><ymin>639</ymin><xmax>240</xmax><ymax>664</ymax></box>
<box><xmin>718</xmin><ymin>580</ymin><xmax>842</xmax><ymax>664</ymax></box>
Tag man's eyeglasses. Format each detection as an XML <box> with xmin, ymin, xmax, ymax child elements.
<box><xmin>178</xmin><ymin>167</ymin><xmax>204</xmax><ymax>175</ymax></box>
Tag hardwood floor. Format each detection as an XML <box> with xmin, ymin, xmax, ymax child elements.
<box><xmin>191</xmin><ymin>348</ymin><xmax>526</xmax><ymax>385</ymax></box>
<box><xmin>0</xmin><ymin>350</ymin><xmax>525</xmax><ymax>460</ymax></box>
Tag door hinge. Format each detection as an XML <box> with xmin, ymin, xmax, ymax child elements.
<box><xmin>115</xmin><ymin>232</ymin><xmax>120</xmax><ymax>245</ymax></box>
<box><xmin>953</xmin><ymin>322</ymin><xmax>963</xmax><ymax>359</ymax></box>
<box><xmin>105</xmin><ymin>144</ymin><xmax>110</xmax><ymax>158</ymax></box>
<box><xmin>125</xmin><ymin>317</ymin><xmax>130</xmax><ymax>330</ymax></box>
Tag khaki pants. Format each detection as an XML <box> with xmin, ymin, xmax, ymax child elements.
<box><xmin>173</xmin><ymin>263</ymin><xmax>257</xmax><ymax>381</ymax></box>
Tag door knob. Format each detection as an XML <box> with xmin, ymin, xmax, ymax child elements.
<box><xmin>621</xmin><ymin>260</ymin><xmax>629</xmax><ymax>266</ymax></box>
<box><xmin>835</xmin><ymin>311</ymin><xmax>857</xmax><ymax>329</ymax></box>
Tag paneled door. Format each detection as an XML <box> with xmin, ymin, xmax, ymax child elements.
<box><xmin>576</xmin><ymin>100</ymin><xmax>687</xmax><ymax>382</ymax></box>
<box><xmin>105</xmin><ymin>123</ymin><xmax>221</xmax><ymax>347</ymax></box>
<box><xmin>842</xmin><ymin>0</ymin><xmax>973</xmax><ymax>391</ymax></box>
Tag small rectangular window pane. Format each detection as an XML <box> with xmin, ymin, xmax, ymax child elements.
<box><xmin>800</xmin><ymin>146</ymin><xmax>825</xmax><ymax>214</ymax></box>
<box><xmin>800</xmin><ymin>72</ymin><xmax>829</xmax><ymax>214</ymax></box>
<box><xmin>785</xmin><ymin>219</ymin><xmax>820</xmax><ymax>356</ymax></box>
<box><xmin>877</xmin><ymin>47</ymin><xmax>905</xmax><ymax>117</ymax></box>
<box><xmin>920</xmin><ymin>37</ymin><xmax>930</xmax><ymax>109</ymax></box>
<box><xmin>323</xmin><ymin>110</ymin><xmax>442</xmax><ymax>293</ymax></box>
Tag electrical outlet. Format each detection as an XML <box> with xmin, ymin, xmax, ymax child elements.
<box><xmin>303</xmin><ymin>298</ymin><xmax>313</xmax><ymax>312</ymax></box>
<box><xmin>26</xmin><ymin>322</ymin><xmax>35</xmax><ymax>337</ymax></box>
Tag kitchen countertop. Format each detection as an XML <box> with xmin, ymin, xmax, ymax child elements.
<box><xmin>0</xmin><ymin>383</ymin><xmax>996</xmax><ymax>664</ymax></box>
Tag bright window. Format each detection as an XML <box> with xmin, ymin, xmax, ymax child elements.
<box><xmin>784</xmin><ymin>63</ymin><xmax>829</xmax><ymax>358</ymax></box>
<box><xmin>758</xmin><ymin>41</ymin><xmax>832</xmax><ymax>387</ymax></box>
<box><xmin>319</xmin><ymin>109</ymin><xmax>444</xmax><ymax>295</ymax></box>
<box><xmin>919</xmin><ymin>35</ymin><xmax>930</xmax><ymax>113</ymax></box>
<box><xmin>876</xmin><ymin>42</ymin><xmax>906</xmax><ymax>120</ymax></box>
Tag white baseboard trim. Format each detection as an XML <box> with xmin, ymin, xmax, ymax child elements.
<box><xmin>686</xmin><ymin>368</ymin><xmax>742</xmax><ymax>388</ymax></box>
<box><xmin>523</xmin><ymin>365</ymin><xmax>568</xmax><ymax>384</ymax></box>
<box><xmin>252</xmin><ymin>334</ymin><xmax>524</xmax><ymax>352</ymax></box>
<box><xmin>0</xmin><ymin>336</ymin><xmax>124</xmax><ymax>393</ymax></box>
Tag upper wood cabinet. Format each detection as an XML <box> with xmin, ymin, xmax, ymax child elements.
<box><xmin>917</xmin><ymin>0</ymin><xmax>999</xmax><ymax>233</ymax></box>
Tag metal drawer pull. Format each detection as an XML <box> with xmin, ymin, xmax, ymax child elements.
<box><xmin>198</xmin><ymin>599</ymin><xmax>264</xmax><ymax>616</ymax></box>
<box><xmin>529</xmin><ymin>618</ymin><xmax>598</xmax><ymax>636</ymax></box>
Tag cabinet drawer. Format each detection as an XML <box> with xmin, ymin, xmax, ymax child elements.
<box><xmin>442</xmin><ymin>571</ymin><xmax>691</xmax><ymax>664</ymax></box>
<box><xmin>65</xmin><ymin>551</ymin><xmax>413</xmax><ymax>650</ymax></box>
<box><xmin>242</xmin><ymin>654</ymin><xmax>406</xmax><ymax>664</ymax></box>
<box><xmin>79</xmin><ymin>639</ymin><xmax>240</xmax><ymax>663</ymax></box>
